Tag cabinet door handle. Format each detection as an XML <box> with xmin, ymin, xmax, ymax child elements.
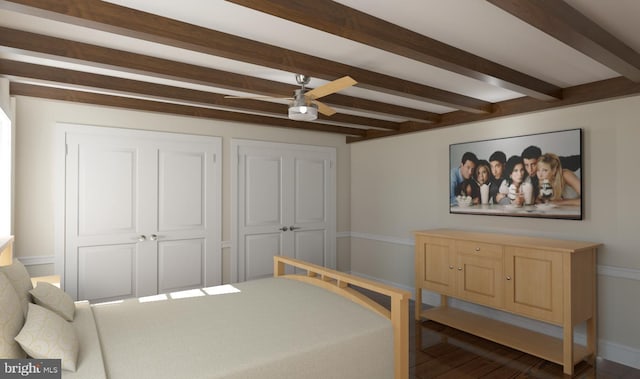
<box><xmin>138</xmin><ymin>235</ymin><xmax>147</xmax><ymax>242</ymax></box>
<box><xmin>474</xmin><ymin>247</ymin><xmax>481</xmax><ymax>252</ymax></box>
<box><xmin>279</xmin><ymin>227</ymin><xmax>289</xmax><ymax>232</ymax></box>
<box><xmin>289</xmin><ymin>226</ymin><xmax>300</xmax><ymax>231</ymax></box>
<box><xmin>150</xmin><ymin>234</ymin><xmax>159</xmax><ymax>241</ymax></box>
<box><xmin>457</xmin><ymin>267</ymin><xmax>463</xmax><ymax>271</ymax></box>
<box><xmin>448</xmin><ymin>265</ymin><xmax>454</xmax><ymax>270</ymax></box>
<box><xmin>506</xmin><ymin>275</ymin><xmax>512</xmax><ymax>280</ymax></box>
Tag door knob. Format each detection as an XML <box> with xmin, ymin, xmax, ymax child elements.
<box><xmin>279</xmin><ymin>227</ymin><xmax>289</xmax><ymax>232</ymax></box>
<box><xmin>289</xmin><ymin>226</ymin><xmax>300</xmax><ymax>231</ymax></box>
<box><xmin>138</xmin><ymin>235</ymin><xmax>147</xmax><ymax>242</ymax></box>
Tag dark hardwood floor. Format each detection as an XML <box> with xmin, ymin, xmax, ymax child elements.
<box><xmin>410</xmin><ymin>318</ymin><xmax>638</xmax><ymax>378</ymax></box>
<box><xmin>361</xmin><ymin>288</ymin><xmax>639</xmax><ymax>378</ymax></box>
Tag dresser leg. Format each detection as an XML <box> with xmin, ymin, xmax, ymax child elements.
<box><xmin>563</xmin><ymin>324</ymin><xmax>574</xmax><ymax>375</ymax></box>
<box><xmin>440</xmin><ymin>294</ymin><xmax>449</xmax><ymax>308</ymax></box>
<box><xmin>586</xmin><ymin>316</ymin><xmax>597</xmax><ymax>365</ymax></box>
<box><xmin>415</xmin><ymin>287</ymin><xmax>422</xmax><ymax>321</ymax></box>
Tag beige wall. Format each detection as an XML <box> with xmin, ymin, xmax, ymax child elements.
<box><xmin>350</xmin><ymin>95</ymin><xmax>640</xmax><ymax>367</ymax></box>
<box><xmin>12</xmin><ymin>96</ymin><xmax>352</xmax><ymax>277</ymax></box>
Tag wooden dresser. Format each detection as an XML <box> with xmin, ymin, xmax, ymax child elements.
<box><xmin>414</xmin><ymin>229</ymin><xmax>600</xmax><ymax>375</ymax></box>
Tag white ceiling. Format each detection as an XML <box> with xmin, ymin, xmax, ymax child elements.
<box><xmin>1</xmin><ymin>0</ymin><xmax>639</xmax><ymax>139</ymax></box>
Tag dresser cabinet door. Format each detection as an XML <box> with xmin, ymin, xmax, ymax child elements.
<box><xmin>455</xmin><ymin>241</ymin><xmax>504</xmax><ymax>308</ymax></box>
<box><xmin>415</xmin><ymin>236</ymin><xmax>456</xmax><ymax>296</ymax></box>
<box><xmin>504</xmin><ymin>247</ymin><xmax>563</xmax><ymax>324</ymax></box>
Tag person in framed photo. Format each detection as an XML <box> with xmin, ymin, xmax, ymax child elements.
<box><xmin>497</xmin><ymin>155</ymin><xmax>528</xmax><ymax>206</ymax></box>
<box><xmin>488</xmin><ymin>151</ymin><xmax>506</xmax><ymax>204</ymax></box>
<box><xmin>536</xmin><ymin>153</ymin><xmax>581</xmax><ymax>206</ymax></box>
<box><xmin>521</xmin><ymin>145</ymin><xmax>541</xmax><ymax>201</ymax></box>
<box><xmin>450</xmin><ymin>152</ymin><xmax>478</xmax><ymax>205</ymax></box>
<box><xmin>472</xmin><ymin>160</ymin><xmax>491</xmax><ymax>205</ymax></box>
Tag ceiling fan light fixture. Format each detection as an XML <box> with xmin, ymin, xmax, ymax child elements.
<box><xmin>288</xmin><ymin>104</ymin><xmax>318</xmax><ymax>121</ymax></box>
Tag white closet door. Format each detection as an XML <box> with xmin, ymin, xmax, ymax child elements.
<box><xmin>155</xmin><ymin>140</ymin><xmax>220</xmax><ymax>293</ymax></box>
<box><xmin>63</xmin><ymin>126</ymin><xmax>221</xmax><ymax>302</ymax></box>
<box><xmin>291</xmin><ymin>153</ymin><xmax>332</xmax><ymax>268</ymax></box>
<box><xmin>65</xmin><ymin>133</ymin><xmax>156</xmax><ymax>301</ymax></box>
<box><xmin>237</xmin><ymin>148</ymin><xmax>286</xmax><ymax>281</ymax></box>
<box><xmin>233</xmin><ymin>140</ymin><xmax>336</xmax><ymax>282</ymax></box>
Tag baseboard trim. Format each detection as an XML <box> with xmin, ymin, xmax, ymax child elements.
<box><xmin>16</xmin><ymin>255</ymin><xmax>54</xmax><ymax>266</ymax></box>
<box><xmin>350</xmin><ymin>270</ymin><xmax>640</xmax><ymax>370</ymax></box>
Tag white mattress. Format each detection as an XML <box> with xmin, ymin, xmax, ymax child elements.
<box><xmin>75</xmin><ymin>277</ymin><xmax>393</xmax><ymax>379</ymax></box>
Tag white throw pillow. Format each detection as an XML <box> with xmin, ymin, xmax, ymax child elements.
<box><xmin>15</xmin><ymin>303</ymin><xmax>79</xmax><ymax>372</ymax></box>
<box><xmin>0</xmin><ymin>259</ymin><xmax>33</xmax><ymax>317</ymax></box>
<box><xmin>0</xmin><ymin>272</ymin><xmax>26</xmax><ymax>358</ymax></box>
<box><xmin>30</xmin><ymin>282</ymin><xmax>75</xmax><ymax>321</ymax></box>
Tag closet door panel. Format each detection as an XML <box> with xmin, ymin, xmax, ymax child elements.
<box><xmin>293</xmin><ymin>157</ymin><xmax>326</xmax><ymax>224</ymax></box>
<box><xmin>245</xmin><ymin>233</ymin><xmax>283</xmax><ymax>280</ymax></box>
<box><xmin>77</xmin><ymin>146</ymin><xmax>138</xmax><ymax>236</ymax></box>
<box><xmin>157</xmin><ymin>239</ymin><xmax>204</xmax><ymax>293</ymax></box>
<box><xmin>158</xmin><ymin>150</ymin><xmax>205</xmax><ymax>231</ymax></box>
<box><xmin>293</xmin><ymin>229</ymin><xmax>325</xmax><ymax>267</ymax></box>
<box><xmin>77</xmin><ymin>244</ymin><xmax>137</xmax><ymax>303</ymax></box>
<box><xmin>244</xmin><ymin>155</ymin><xmax>283</xmax><ymax>227</ymax></box>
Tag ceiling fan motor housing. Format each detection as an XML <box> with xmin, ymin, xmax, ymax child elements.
<box><xmin>289</xmin><ymin>89</ymin><xmax>318</xmax><ymax>121</ymax></box>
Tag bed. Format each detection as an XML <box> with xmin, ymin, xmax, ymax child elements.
<box><xmin>4</xmin><ymin>255</ymin><xmax>410</xmax><ymax>379</ymax></box>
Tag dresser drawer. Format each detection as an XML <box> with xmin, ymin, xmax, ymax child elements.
<box><xmin>455</xmin><ymin>240</ymin><xmax>503</xmax><ymax>258</ymax></box>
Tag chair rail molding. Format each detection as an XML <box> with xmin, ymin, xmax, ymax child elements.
<box><xmin>349</xmin><ymin>231</ymin><xmax>640</xmax><ymax>282</ymax></box>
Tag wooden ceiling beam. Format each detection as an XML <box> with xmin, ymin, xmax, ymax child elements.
<box><xmin>487</xmin><ymin>0</ymin><xmax>640</xmax><ymax>82</ymax></box>
<box><xmin>0</xmin><ymin>59</ymin><xmax>400</xmax><ymax>130</ymax></box>
<box><xmin>227</xmin><ymin>0</ymin><xmax>563</xmax><ymax>101</ymax></box>
<box><xmin>10</xmin><ymin>83</ymin><xmax>368</xmax><ymax>136</ymax></box>
<box><xmin>347</xmin><ymin>76</ymin><xmax>640</xmax><ymax>143</ymax></box>
<box><xmin>0</xmin><ymin>27</ymin><xmax>436</xmax><ymax>123</ymax></box>
<box><xmin>0</xmin><ymin>27</ymin><xmax>292</xmax><ymax>96</ymax></box>
<box><xmin>0</xmin><ymin>0</ymin><xmax>491</xmax><ymax>114</ymax></box>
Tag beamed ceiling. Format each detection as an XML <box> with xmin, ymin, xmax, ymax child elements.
<box><xmin>1</xmin><ymin>0</ymin><xmax>640</xmax><ymax>143</ymax></box>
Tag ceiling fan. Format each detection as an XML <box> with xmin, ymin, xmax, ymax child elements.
<box><xmin>226</xmin><ymin>74</ymin><xmax>357</xmax><ymax>121</ymax></box>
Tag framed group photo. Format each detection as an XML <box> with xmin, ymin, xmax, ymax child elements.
<box><xmin>449</xmin><ymin>128</ymin><xmax>583</xmax><ymax>220</ymax></box>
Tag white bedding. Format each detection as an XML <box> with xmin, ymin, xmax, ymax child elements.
<box><xmin>65</xmin><ymin>301</ymin><xmax>107</xmax><ymax>379</ymax></box>
<box><xmin>64</xmin><ymin>277</ymin><xmax>393</xmax><ymax>379</ymax></box>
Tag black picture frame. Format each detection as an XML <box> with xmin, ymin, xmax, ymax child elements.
<box><xmin>449</xmin><ymin>128</ymin><xmax>583</xmax><ymax>220</ymax></box>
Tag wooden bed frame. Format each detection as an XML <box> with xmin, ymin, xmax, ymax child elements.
<box><xmin>0</xmin><ymin>235</ymin><xmax>14</xmax><ymax>266</ymax></box>
<box><xmin>274</xmin><ymin>256</ymin><xmax>410</xmax><ymax>379</ymax></box>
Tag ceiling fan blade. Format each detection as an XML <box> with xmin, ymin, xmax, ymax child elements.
<box><xmin>314</xmin><ymin>100</ymin><xmax>336</xmax><ymax>116</ymax></box>
<box><xmin>305</xmin><ymin>76</ymin><xmax>357</xmax><ymax>100</ymax></box>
